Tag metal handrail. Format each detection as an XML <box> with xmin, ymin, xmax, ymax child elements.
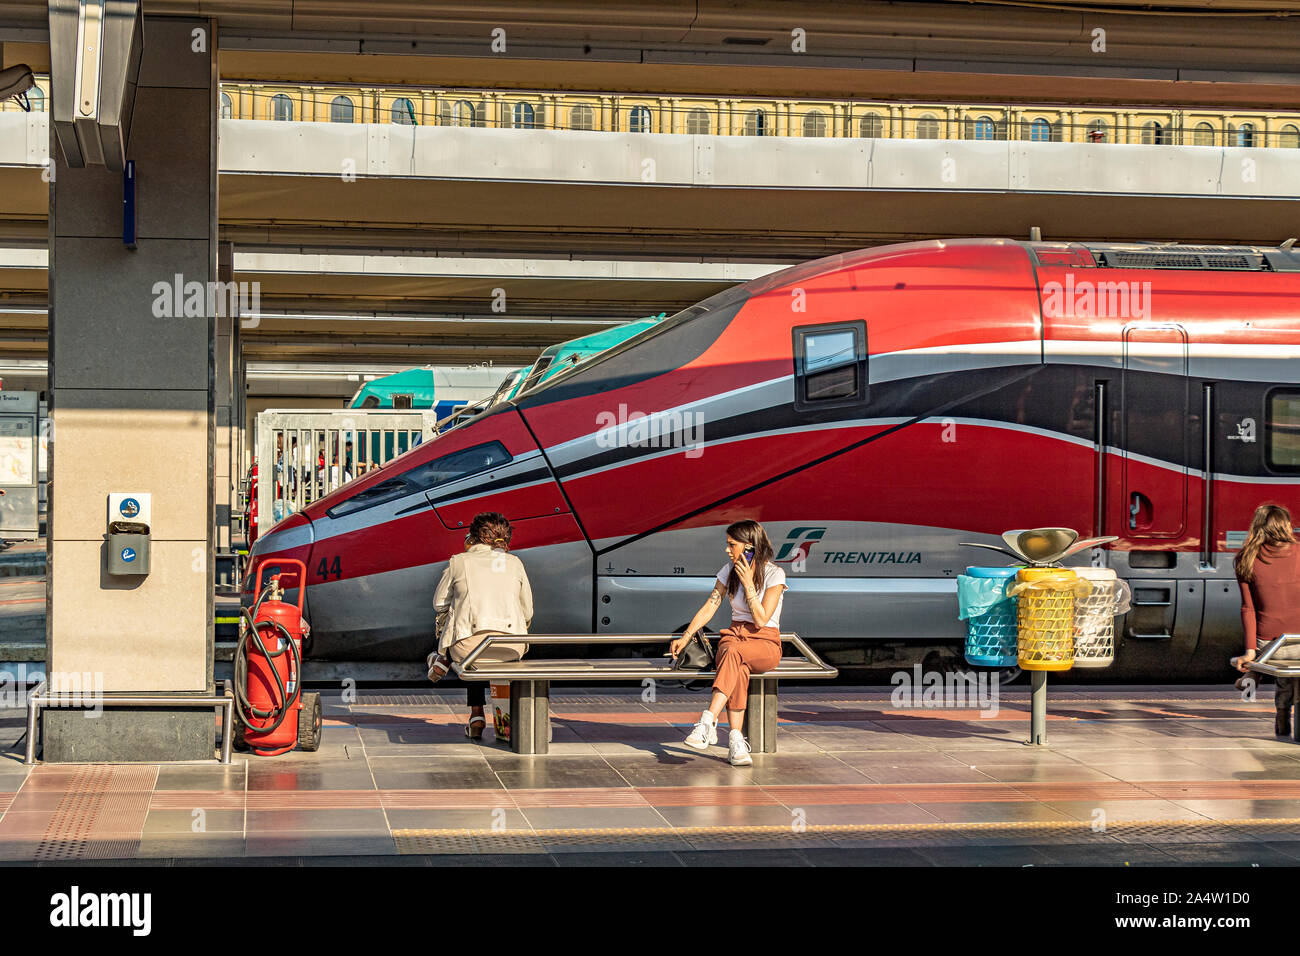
<box><xmin>25</xmin><ymin>680</ymin><xmax>236</xmax><ymax>766</ymax></box>
<box><xmin>454</xmin><ymin>631</ymin><xmax>837</xmax><ymax>681</ymax></box>
<box><xmin>1244</xmin><ymin>634</ymin><xmax>1300</xmax><ymax>678</ymax></box>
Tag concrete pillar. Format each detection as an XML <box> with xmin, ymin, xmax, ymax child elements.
<box><xmin>44</xmin><ymin>15</ymin><xmax>217</xmax><ymax>762</ymax></box>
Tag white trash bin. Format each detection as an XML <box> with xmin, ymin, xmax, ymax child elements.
<box><xmin>1072</xmin><ymin>566</ymin><xmax>1130</xmax><ymax>668</ymax></box>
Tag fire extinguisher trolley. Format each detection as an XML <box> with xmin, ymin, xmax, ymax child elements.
<box><xmin>234</xmin><ymin>558</ymin><xmax>322</xmax><ymax>756</ymax></box>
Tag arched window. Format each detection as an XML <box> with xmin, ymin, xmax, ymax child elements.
<box><xmin>1280</xmin><ymin>124</ymin><xmax>1300</xmax><ymax>149</ymax></box>
<box><xmin>1085</xmin><ymin>119</ymin><xmax>1107</xmax><ymax>143</ymax></box>
<box><xmin>569</xmin><ymin>104</ymin><xmax>594</xmax><ymax>131</ymax></box>
<box><xmin>629</xmin><ymin>106</ymin><xmax>652</xmax><ymax>133</ymax></box>
<box><xmin>27</xmin><ymin>86</ymin><xmax>45</xmax><ymax>111</ymax></box>
<box><xmin>1193</xmin><ymin>122</ymin><xmax>1215</xmax><ymax>147</ymax></box>
<box><xmin>743</xmin><ymin>109</ymin><xmax>769</xmax><ymax>136</ymax></box>
<box><xmin>219</xmin><ymin>92</ymin><xmax>231</xmax><ymax>119</ymax></box>
<box><xmin>512</xmin><ymin>101</ymin><xmax>537</xmax><ymax>129</ymax></box>
<box><xmin>1141</xmin><ymin>121</ymin><xmax>1169</xmax><ymax>145</ymax></box>
<box><xmin>391</xmin><ymin>98</ymin><xmax>416</xmax><ymax>125</ymax></box>
<box><xmin>858</xmin><ymin>112</ymin><xmax>882</xmax><ymax>138</ymax></box>
<box><xmin>438</xmin><ymin>99</ymin><xmax>480</xmax><ymax>127</ymax></box>
<box><xmin>1235</xmin><ymin>122</ymin><xmax>1256</xmax><ymax>147</ymax></box>
<box><xmin>972</xmin><ymin>116</ymin><xmax>996</xmax><ymax>141</ymax></box>
<box><xmin>802</xmin><ymin>109</ymin><xmax>827</xmax><ymax>137</ymax></box>
<box><xmin>686</xmin><ymin>108</ymin><xmax>710</xmax><ymax>135</ymax></box>
<box><xmin>454</xmin><ymin>100</ymin><xmax>478</xmax><ymax>127</ymax></box>
<box><xmin>915</xmin><ymin>114</ymin><xmax>940</xmax><ymax>140</ymax></box>
<box><xmin>270</xmin><ymin>93</ymin><xmax>293</xmax><ymax>122</ymax></box>
<box><xmin>1029</xmin><ymin>118</ymin><xmax>1052</xmax><ymax>142</ymax></box>
<box><xmin>330</xmin><ymin>95</ymin><xmax>353</xmax><ymax>124</ymax></box>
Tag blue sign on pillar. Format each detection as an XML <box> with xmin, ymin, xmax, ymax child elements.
<box><xmin>123</xmin><ymin>160</ymin><xmax>136</xmax><ymax>250</ymax></box>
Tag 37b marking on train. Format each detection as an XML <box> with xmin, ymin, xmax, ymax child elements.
<box><xmin>317</xmin><ymin>556</ymin><xmax>342</xmax><ymax>580</ymax></box>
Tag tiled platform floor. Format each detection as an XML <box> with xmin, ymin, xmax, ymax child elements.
<box><xmin>2</xmin><ymin>685</ymin><xmax>1300</xmax><ymax>865</ymax></box>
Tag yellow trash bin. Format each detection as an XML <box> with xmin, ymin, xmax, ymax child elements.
<box><xmin>1010</xmin><ymin>568</ymin><xmax>1082</xmax><ymax>671</ymax></box>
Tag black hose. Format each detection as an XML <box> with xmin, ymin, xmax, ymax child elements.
<box><xmin>233</xmin><ymin>585</ymin><xmax>303</xmax><ymax>735</ymax></box>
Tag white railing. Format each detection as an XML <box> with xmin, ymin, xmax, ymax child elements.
<box><xmin>255</xmin><ymin>408</ymin><xmax>439</xmax><ymax>531</ymax></box>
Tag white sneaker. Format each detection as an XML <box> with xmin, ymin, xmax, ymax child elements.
<box><xmin>684</xmin><ymin>710</ymin><xmax>718</xmax><ymax>750</ymax></box>
<box><xmin>728</xmin><ymin>729</ymin><xmax>753</xmax><ymax>766</ymax></box>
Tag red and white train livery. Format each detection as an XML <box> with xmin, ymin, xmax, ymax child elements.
<box><xmin>246</xmin><ymin>238</ymin><xmax>1300</xmax><ymax>679</ymax></box>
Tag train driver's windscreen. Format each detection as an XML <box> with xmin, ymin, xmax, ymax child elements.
<box><xmin>325</xmin><ymin>441</ymin><xmax>512</xmax><ymax>518</ymax></box>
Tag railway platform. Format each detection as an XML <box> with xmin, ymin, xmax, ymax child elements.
<box><xmin>1</xmin><ymin>684</ymin><xmax>1299</xmax><ymax>866</ymax></box>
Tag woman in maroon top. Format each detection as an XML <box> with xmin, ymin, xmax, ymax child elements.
<box><xmin>1230</xmin><ymin>504</ymin><xmax>1300</xmax><ymax>736</ymax></box>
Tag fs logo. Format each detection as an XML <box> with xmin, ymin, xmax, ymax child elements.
<box><xmin>774</xmin><ymin>527</ymin><xmax>826</xmax><ymax>570</ymax></box>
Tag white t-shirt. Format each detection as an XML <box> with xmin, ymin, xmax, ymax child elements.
<box><xmin>716</xmin><ymin>562</ymin><xmax>787</xmax><ymax>630</ymax></box>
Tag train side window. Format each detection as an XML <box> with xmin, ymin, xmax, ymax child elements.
<box><xmin>793</xmin><ymin>321</ymin><xmax>868</xmax><ymax>411</ymax></box>
<box><xmin>1266</xmin><ymin>389</ymin><xmax>1300</xmax><ymax>473</ymax></box>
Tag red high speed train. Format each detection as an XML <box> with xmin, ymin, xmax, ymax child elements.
<box><xmin>245</xmin><ymin>238</ymin><xmax>1300</xmax><ymax>679</ymax></box>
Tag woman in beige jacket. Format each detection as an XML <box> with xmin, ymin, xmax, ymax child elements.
<box><xmin>427</xmin><ymin>512</ymin><xmax>533</xmax><ymax>738</ymax></box>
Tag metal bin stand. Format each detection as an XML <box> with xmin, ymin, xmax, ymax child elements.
<box><xmin>1012</xmin><ymin>568</ymin><xmax>1082</xmax><ymax>746</ymax></box>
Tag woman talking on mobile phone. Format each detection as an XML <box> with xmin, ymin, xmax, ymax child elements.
<box><xmin>668</xmin><ymin>519</ymin><xmax>787</xmax><ymax>766</ymax></box>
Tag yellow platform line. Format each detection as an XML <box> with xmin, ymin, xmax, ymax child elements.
<box><xmin>396</xmin><ymin>818</ymin><xmax>1300</xmax><ymax>836</ymax></box>
<box><xmin>391</xmin><ymin>817</ymin><xmax>1300</xmax><ymax>852</ymax></box>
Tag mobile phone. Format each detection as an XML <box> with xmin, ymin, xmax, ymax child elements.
<box><xmin>744</xmin><ymin>548</ymin><xmax>754</xmax><ymax>562</ymax></box>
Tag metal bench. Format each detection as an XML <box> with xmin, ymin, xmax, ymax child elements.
<box><xmin>1244</xmin><ymin>634</ymin><xmax>1300</xmax><ymax>741</ymax></box>
<box><xmin>453</xmin><ymin>632</ymin><xmax>838</xmax><ymax>755</ymax></box>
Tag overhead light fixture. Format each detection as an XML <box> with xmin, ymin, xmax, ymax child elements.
<box><xmin>49</xmin><ymin>0</ymin><xmax>144</xmax><ymax>170</ymax></box>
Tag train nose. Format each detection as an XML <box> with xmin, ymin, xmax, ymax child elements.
<box><xmin>243</xmin><ymin>511</ymin><xmax>315</xmax><ymax>595</ymax></box>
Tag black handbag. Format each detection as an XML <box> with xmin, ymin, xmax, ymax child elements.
<box><xmin>672</xmin><ymin>631</ymin><xmax>715</xmax><ymax>670</ymax></box>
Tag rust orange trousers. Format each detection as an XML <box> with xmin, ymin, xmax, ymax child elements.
<box><xmin>712</xmin><ymin>622</ymin><xmax>782</xmax><ymax>711</ymax></box>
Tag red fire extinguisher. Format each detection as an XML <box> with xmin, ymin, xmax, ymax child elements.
<box><xmin>234</xmin><ymin>558</ymin><xmax>322</xmax><ymax>756</ymax></box>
